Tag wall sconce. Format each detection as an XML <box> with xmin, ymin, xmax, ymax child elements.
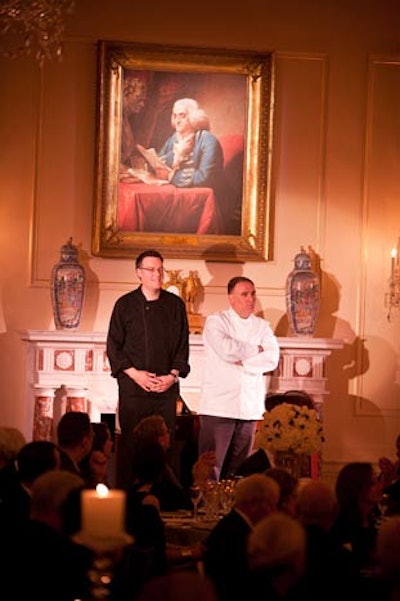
<box><xmin>386</xmin><ymin>240</ymin><xmax>400</xmax><ymax>321</ymax></box>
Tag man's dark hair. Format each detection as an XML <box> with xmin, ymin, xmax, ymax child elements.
<box><xmin>91</xmin><ymin>421</ymin><xmax>112</xmax><ymax>452</ymax></box>
<box><xmin>130</xmin><ymin>441</ymin><xmax>167</xmax><ymax>484</ymax></box>
<box><xmin>57</xmin><ymin>411</ymin><xmax>92</xmax><ymax>449</ymax></box>
<box><xmin>227</xmin><ymin>276</ymin><xmax>254</xmax><ymax>294</ymax></box>
<box><xmin>16</xmin><ymin>440</ymin><xmax>59</xmax><ymax>485</ymax></box>
<box><xmin>264</xmin><ymin>390</ymin><xmax>315</xmax><ymax>412</ymax></box>
<box><xmin>135</xmin><ymin>249</ymin><xmax>164</xmax><ymax>269</ymax></box>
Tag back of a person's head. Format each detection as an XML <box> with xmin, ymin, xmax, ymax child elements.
<box><xmin>235</xmin><ymin>473</ymin><xmax>280</xmax><ymax>509</ymax></box>
<box><xmin>247</xmin><ymin>511</ymin><xmax>306</xmax><ymax>581</ymax></box>
<box><xmin>335</xmin><ymin>461</ymin><xmax>373</xmax><ymax>509</ymax></box>
<box><xmin>16</xmin><ymin>440</ymin><xmax>60</xmax><ymax>486</ymax></box>
<box><xmin>265</xmin><ymin>468</ymin><xmax>298</xmax><ymax>507</ymax></box>
<box><xmin>57</xmin><ymin>411</ymin><xmax>92</xmax><ymax>449</ymax></box>
<box><xmin>132</xmin><ymin>415</ymin><xmax>167</xmax><ymax>447</ymax></box>
<box><xmin>265</xmin><ymin>390</ymin><xmax>315</xmax><ymax>412</ymax></box>
<box><xmin>283</xmin><ymin>390</ymin><xmax>315</xmax><ymax>408</ymax></box>
<box><xmin>136</xmin><ymin>571</ymin><xmax>219</xmax><ymax>601</ymax></box>
<box><xmin>130</xmin><ymin>441</ymin><xmax>167</xmax><ymax>485</ymax></box>
<box><xmin>376</xmin><ymin>516</ymin><xmax>400</xmax><ymax>585</ymax></box>
<box><xmin>296</xmin><ymin>479</ymin><xmax>337</xmax><ymax>529</ymax></box>
<box><xmin>384</xmin><ymin>479</ymin><xmax>400</xmax><ymax>516</ymax></box>
<box><xmin>91</xmin><ymin>421</ymin><xmax>112</xmax><ymax>452</ymax></box>
<box><xmin>0</xmin><ymin>426</ymin><xmax>26</xmax><ymax>465</ymax></box>
<box><xmin>30</xmin><ymin>469</ymin><xmax>84</xmax><ymax>524</ymax></box>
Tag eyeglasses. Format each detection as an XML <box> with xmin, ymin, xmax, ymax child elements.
<box><xmin>138</xmin><ymin>266</ymin><xmax>164</xmax><ymax>274</ymax></box>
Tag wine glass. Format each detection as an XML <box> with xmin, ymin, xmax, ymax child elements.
<box><xmin>378</xmin><ymin>493</ymin><xmax>390</xmax><ymax>524</ymax></box>
<box><xmin>189</xmin><ymin>484</ymin><xmax>202</xmax><ymax>522</ymax></box>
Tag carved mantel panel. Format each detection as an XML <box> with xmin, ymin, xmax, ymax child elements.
<box><xmin>21</xmin><ymin>330</ymin><xmax>343</xmax><ymax>441</ymax></box>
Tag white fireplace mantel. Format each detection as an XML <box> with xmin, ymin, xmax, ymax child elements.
<box><xmin>21</xmin><ymin>330</ymin><xmax>343</xmax><ymax>440</ymax></box>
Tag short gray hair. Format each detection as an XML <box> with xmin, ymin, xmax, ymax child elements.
<box><xmin>234</xmin><ymin>473</ymin><xmax>280</xmax><ymax>507</ymax></box>
<box><xmin>248</xmin><ymin>512</ymin><xmax>306</xmax><ymax>572</ymax></box>
<box><xmin>0</xmin><ymin>426</ymin><xmax>26</xmax><ymax>463</ymax></box>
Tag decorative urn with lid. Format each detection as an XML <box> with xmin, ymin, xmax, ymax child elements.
<box><xmin>285</xmin><ymin>247</ymin><xmax>320</xmax><ymax>336</ymax></box>
<box><xmin>51</xmin><ymin>238</ymin><xmax>86</xmax><ymax>330</ymax></box>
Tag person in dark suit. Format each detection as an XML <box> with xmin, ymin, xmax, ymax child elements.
<box><xmin>12</xmin><ymin>440</ymin><xmax>61</xmax><ymax>522</ymax></box>
<box><xmin>2</xmin><ymin>470</ymin><xmax>91</xmax><ymax>601</ymax></box>
<box><xmin>202</xmin><ymin>473</ymin><xmax>280</xmax><ymax>601</ymax></box>
<box><xmin>296</xmin><ymin>479</ymin><xmax>359</xmax><ymax>601</ymax></box>
<box><xmin>0</xmin><ymin>426</ymin><xmax>27</xmax><ymax>531</ymax></box>
<box><xmin>79</xmin><ymin>421</ymin><xmax>114</xmax><ymax>488</ymax></box>
<box><xmin>56</xmin><ymin>411</ymin><xmax>93</xmax><ymax>477</ymax></box>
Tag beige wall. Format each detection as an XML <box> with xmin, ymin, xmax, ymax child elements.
<box><xmin>1</xmin><ymin>0</ymin><xmax>399</xmax><ymax>477</ymax></box>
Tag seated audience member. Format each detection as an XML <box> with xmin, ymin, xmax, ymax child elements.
<box><xmin>330</xmin><ymin>461</ymin><xmax>384</xmax><ymax>574</ymax></box>
<box><xmin>378</xmin><ymin>433</ymin><xmax>400</xmax><ymax>516</ymax></box>
<box><xmin>115</xmin><ymin>441</ymin><xmax>200</xmax><ymax>601</ymax></box>
<box><xmin>56</xmin><ymin>411</ymin><xmax>93</xmax><ymax>477</ymax></box>
<box><xmin>0</xmin><ymin>426</ymin><xmax>27</xmax><ymax>529</ymax></box>
<box><xmin>128</xmin><ymin>441</ymin><xmax>202</xmax><ymax>561</ymax></box>
<box><xmin>264</xmin><ymin>389</ymin><xmax>315</xmax><ymax>412</ymax></box>
<box><xmin>235</xmin><ymin>390</ymin><xmax>315</xmax><ymax>478</ymax></box>
<box><xmin>202</xmin><ymin>473</ymin><xmax>280</xmax><ymax>601</ymax></box>
<box><xmin>378</xmin><ymin>433</ymin><xmax>400</xmax><ymax>488</ymax></box>
<box><xmin>296</xmin><ymin>479</ymin><xmax>358</xmax><ymax>601</ymax></box>
<box><xmin>79</xmin><ymin>421</ymin><xmax>114</xmax><ymax>488</ymax></box>
<box><xmin>135</xmin><ymin>571</ymin><xmax>220</xmax><ymax>601</ymax></box>
<box><xmin>234</xmin><ymin>444</ymin><xmax>272</xmax><ymax>478</ymax></box>
<box><xmin>129</xmin><ymin>415</ymin><xmax>215</xmax><ymax>510</ymax></box>
<box><xmin>265</xmin><ymin>467</ymin><xmax>299</xmax><ymax>516</ymax></box>
<box><xmin>383</xmin><ymin>479</ymin><xmax>400</xmax><ymax>516</ymax></box>
<box><xmin>129</xmin><ymin>415</ymin><xmax>189</xmax><ymax>509</ymax></box>
<box><xmin>17</xmin><ymin>440</ymin><xmax>61</xmax><ymax>487</ymax></box>
<box><xmin>247</xmin><ymin>512</ymin><xmax>307</xmax><ymax>600</ymax></box>
<box><xmin>374</xmin><ymin>516</ymin><xmax>400</xmax><ymax>600</ymax></box>
<box><xmin>2</xmin><ymin>470</ymin><xmax>91</xmax><ymax>601</ymax></box>
<box><xmin>7</xmin><ymin>440</ymin><xmax>62</xmax><ymax>524</ymax></box>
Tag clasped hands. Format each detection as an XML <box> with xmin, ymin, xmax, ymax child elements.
<box><xmin>130</xmin><ymin>368</ymin><xmax>175</xmax><ymax>393</ymax></box>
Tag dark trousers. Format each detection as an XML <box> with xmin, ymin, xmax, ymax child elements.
<box><xmin>116</xmin><ymin>387</ymin><xmax>177</xmax><ymax>490</ymax></box>
<box><xmin>198</xmin><ymin>415</ymin><xmax>257</xmax><ymax>481</ymax></box>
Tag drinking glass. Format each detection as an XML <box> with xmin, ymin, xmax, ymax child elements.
<box><xmin>201</xmin><ymin>481</ymin><xmax>220</xmax><ymax>521</ymax></box>
<box><xmin>189</xmin><ymin>484</ymin><xmax>202</xmax><ymax>522</ymax></box>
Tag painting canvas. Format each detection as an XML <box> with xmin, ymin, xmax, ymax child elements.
<box><xmin>92</xmin><ymin>41</ymin><xmax>275</xmax><ymax>262</ymax></box>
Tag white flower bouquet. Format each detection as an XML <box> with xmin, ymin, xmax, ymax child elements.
<box><xmin>255</xmin><ymin>402</ymin><xmax>324</xmax><ymax>455</ymax></box>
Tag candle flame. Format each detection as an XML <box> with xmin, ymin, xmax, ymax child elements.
<box><xmin>96</xmin><ymin>483</ymin><xmax>109</xmax><ymax>497</ymax></box>
<box><xmin>391</xmin><ymin>248</ymin><xmax>398</xmax><ymax>259</ymax></box>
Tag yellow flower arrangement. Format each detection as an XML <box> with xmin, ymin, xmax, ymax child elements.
<box><xmin>255</xmin><ymin>402</ymin><xmax>324</xmax><ymax>455</ymax></box>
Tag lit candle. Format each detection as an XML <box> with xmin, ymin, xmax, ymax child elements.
<box><xmin>391</xmin><ymin>247</ymin><xmax>397</xmax><ymax>279</ymax></box>
<box><xmin>81</xmin><ymin>484</ymin><xmax>126</xmax><ymax>538</ymax></box>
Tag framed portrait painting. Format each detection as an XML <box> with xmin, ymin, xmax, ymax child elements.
<box><xmin>92</xmin><ymin>41</ymin><xmax>275</xmax><ymax>262</ymax></box>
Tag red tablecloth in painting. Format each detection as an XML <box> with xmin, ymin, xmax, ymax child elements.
<box><xmin>117</xmin><ymin>182</ymin><xmax>220</xmax><ymax>235</ymax></box>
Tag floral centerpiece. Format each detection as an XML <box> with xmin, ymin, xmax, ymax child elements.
<box><xmin>255</xmin><ymin>402</ymin><xmax>324</xmax><ymax>455</ymax></box>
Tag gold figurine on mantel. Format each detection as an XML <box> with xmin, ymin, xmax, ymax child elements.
<box><xmin>164</xmin><ymin>269</ymin><xmax>204</xmax><ymax>333</ymax></box>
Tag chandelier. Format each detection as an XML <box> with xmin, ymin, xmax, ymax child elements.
<box><xmin>0</xmin><ymin>0</ymin><xmax>75</xmax><ymax>66</ymax></box>
<box><xmin>386</xmin><ymin>240</ymin><xmax>400</xmax><ymax>321</ymax></box>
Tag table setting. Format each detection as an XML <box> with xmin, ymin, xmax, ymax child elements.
<box><xmin>161</xmin><ymin>478</ymin><xmax>237</xmax><ymax>545</ymax></box>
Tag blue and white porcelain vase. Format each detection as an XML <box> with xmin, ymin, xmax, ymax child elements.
<box><xmin>51</xmin><ymin>238</ymin><xmax>85</xmax><ymax>330</ymax></box>
<box><xmin>286</xmin><ymin>247</ymin><xmax>320</xmax><ymax>337</ymax></box>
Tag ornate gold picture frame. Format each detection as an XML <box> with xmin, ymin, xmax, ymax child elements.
<box><xmin>92</xmin><ymin>41</ymin><xmax>275</xmax><ymax>262</ymax></box>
